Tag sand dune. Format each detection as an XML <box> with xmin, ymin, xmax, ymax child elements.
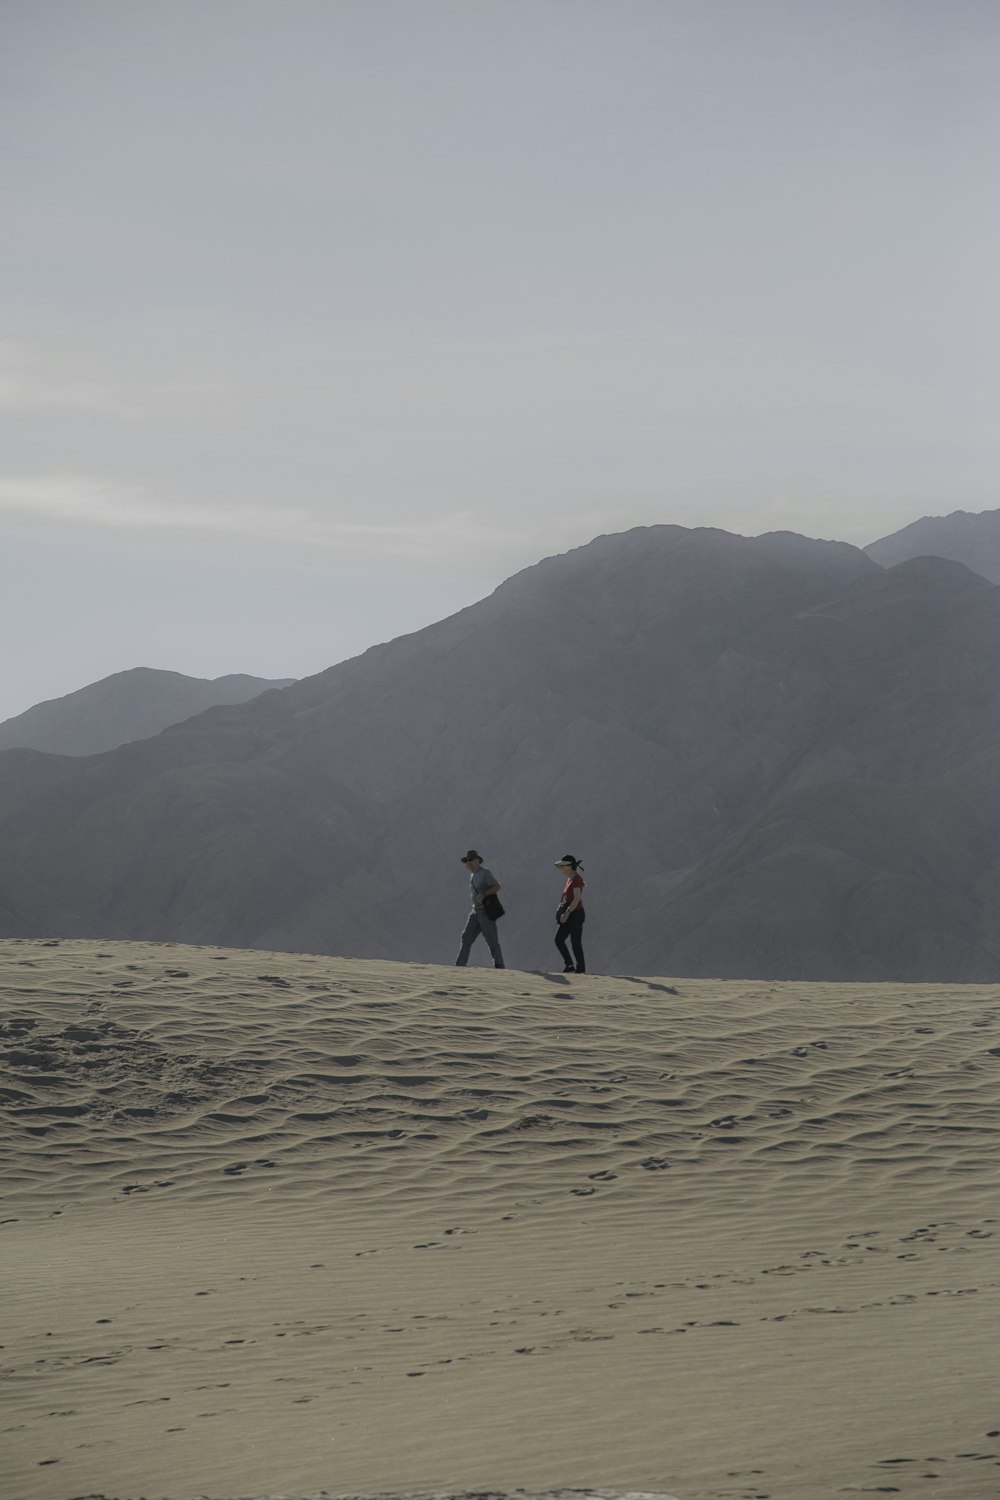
<box><xmin>2</xmin><ymin>940</ymin><xmax>999</xmax><ymax>1500</ymax></box>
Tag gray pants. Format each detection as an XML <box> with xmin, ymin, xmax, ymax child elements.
<box><xmin>456</xmin><ymin>908</ymin><xmax>505</xmax><ymax>967</ymax></box>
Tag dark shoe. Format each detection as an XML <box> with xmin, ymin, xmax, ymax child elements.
<box><xmin>562</xmin><ymin>965</ymin><xmax>575</xmax><ymax>973</ymax></box>
<box><xmin>576</xmin><ymin>968</ymin><xmax>586</xmax><ymax>974</ymax></box>
<box><xmin>495</xmin><ymin>962</ymin><xmax>505</xmax><ymax>969</ymax></box>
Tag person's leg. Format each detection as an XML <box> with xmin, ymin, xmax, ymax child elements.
<box><xmin>455</xmin><ymin>911</ymin><xmax>481</xmax><ymax>966</ymax></box>
<box><xmin>477</xmin><ymin>911</ymin><xmax>505</xmax><ymax>967</ymax></box>
<box><xmin>569</xmin><ymin>911</ymin><xmax>586</xmax><ymax>972</ymax></box>
<box><xmin>555</xmin><ymin>921</ymin><xmax>574</xmax><ymax>970</ymax></box>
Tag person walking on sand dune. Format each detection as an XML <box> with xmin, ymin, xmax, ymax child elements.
<box><xmin>554</xmin><ymin>854</ymin><xmax>586</xmax><ymax>973</ymax></box>
<box><xmin>455</xmin><ymin>849</ymin><xmax>506</xmax><ymax>969</ymax></box>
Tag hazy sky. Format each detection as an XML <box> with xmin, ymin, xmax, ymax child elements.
<box><xmin>2</xmin><ymin>0</ymin><xmax>999</xmax><ymax>721</ymax></box>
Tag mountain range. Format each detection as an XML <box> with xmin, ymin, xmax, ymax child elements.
<box><xmin>4</xmin><ymin>522</ymin><xmax>1000</xmax><ymax>981</ymax></box>
<box><xmin>0</xmin><ymin>668</ymin><xmax>296</xmax><ymax>756</ymax></box>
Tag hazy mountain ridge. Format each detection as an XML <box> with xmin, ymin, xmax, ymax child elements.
<box><xmin>0</xmin><ymin>667</ymin><xmax>297</xmax><ymax>756</ymax></box>
<box><xmin>2</xmin><ymin>524</ymin><xmax>1000</xmax><ymax>980</ymax></box>
<box><xmin>866</xmin><ymin>506</ymin><xmax>1000</xmax><ymax>583</ymax></box>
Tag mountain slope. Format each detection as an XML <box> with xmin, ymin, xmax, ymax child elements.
<box><xmin>866</xmin><ymin>506</ymin><xmax>1000</xmax><ymax>582</ymax></box>
<box><xmin>637</xmin><ymin>778</ymin><xmax>999</xmax><ymax>982</ymax></box>
<box><xmin>2</xmin><ymin>525</ymin><xmax>1000</xmax><ymax>980</ymax></box>
<box><xmin>0</xmin><ymin>668</ymin><xmax>296</xmax><ymax>756</ymax></box>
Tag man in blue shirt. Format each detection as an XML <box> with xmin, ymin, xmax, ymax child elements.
<box><xmin>455</xmin><ymin>849</ymin><xmax>505</xmax><ymax>968</ymax></box>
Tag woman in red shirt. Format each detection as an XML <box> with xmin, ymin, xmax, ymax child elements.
<box><xmin>554</xmin><ymin>854</ymin><xmax>586</xmax><ymax>973</ymax></box>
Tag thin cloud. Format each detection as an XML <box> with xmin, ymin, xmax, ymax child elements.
<box><xmin>0</xmin><ymin>342</ymin><xmax>132</xmax><ymax>419</ymax></box>
<box><xmin>0</xmin><ymin>476</ymin><xmax>277</xmax><ymax>534</ymax></box>
<box><xmin>0</xmin><ymin>473</ymin><xmax>607</xmax><ymax>569</ymax></box>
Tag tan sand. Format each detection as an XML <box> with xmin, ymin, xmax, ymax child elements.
<box><xmin>2</xmin><ymin>939</ymin><xmax>999</xmax><ymax>1500</ymax></box>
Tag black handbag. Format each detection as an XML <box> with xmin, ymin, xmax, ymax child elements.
<box><xmin>482</xmin><ymin>892</ymin><xmax>505</xmax><ymax>921</ymax></box>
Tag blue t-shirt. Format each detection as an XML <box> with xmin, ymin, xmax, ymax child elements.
<box><xmin>470</xmin><ymin>866</ymin><xmax>498</xmax><ymax>909</ymax></box>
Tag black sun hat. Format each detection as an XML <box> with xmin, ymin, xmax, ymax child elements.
<box><xmin>460</xmin><ymin>849</ymin><xmax>483</xmax><ymax>863</ymax></box>
<box><xmin>555</xmin><ymin>854</ymin><xmax>581</xmax><ymax>869</ymax></box>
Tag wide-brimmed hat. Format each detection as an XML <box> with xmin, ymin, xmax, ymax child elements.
<box><xmin>555</xmin><ymin>854</ymin><xmax>579</xmax><ymax>868</ymax></box>
<box><xmin>460</xmin><ymin>849</ymin><xmax>483</xmax><ymax>863</ymax></box>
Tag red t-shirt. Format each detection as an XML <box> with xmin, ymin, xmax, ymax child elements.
<box><xmin>562</xmin><ymin>874</ymin><xmax>585</xmax><ymax>907</ymax></box>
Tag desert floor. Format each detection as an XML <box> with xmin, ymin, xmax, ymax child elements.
<box><xmin>2</xmin><ymin>939</ymin><xmax>999</xmax><ymax>1500</ymax></box>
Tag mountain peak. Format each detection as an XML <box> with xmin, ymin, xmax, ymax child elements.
<box><xmin>866</xmin><ymin>507</ymin><xmax>1000</xmax><ymax>582</ymax></box>
<box><xmin>0</xmin><ymin>668</ymin><xmax>296</xmax><ymax>757</ymax></box>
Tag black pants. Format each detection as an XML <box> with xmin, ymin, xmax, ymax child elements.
<box><xmin>555</xmin><ymin>908</ymin><xmax>586</xmax><ymax>972</ymax></box>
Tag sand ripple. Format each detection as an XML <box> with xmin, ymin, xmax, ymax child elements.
<box><xmin>2</xmin><ymin>943</ymin><xmax>1000</xmax><ymax>1216</ymax></box>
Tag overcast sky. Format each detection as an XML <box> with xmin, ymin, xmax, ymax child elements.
<box><xmin>2</xmin><ymin>0</ymin><xmax>999</xmax><ymax>721</ymax></box>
